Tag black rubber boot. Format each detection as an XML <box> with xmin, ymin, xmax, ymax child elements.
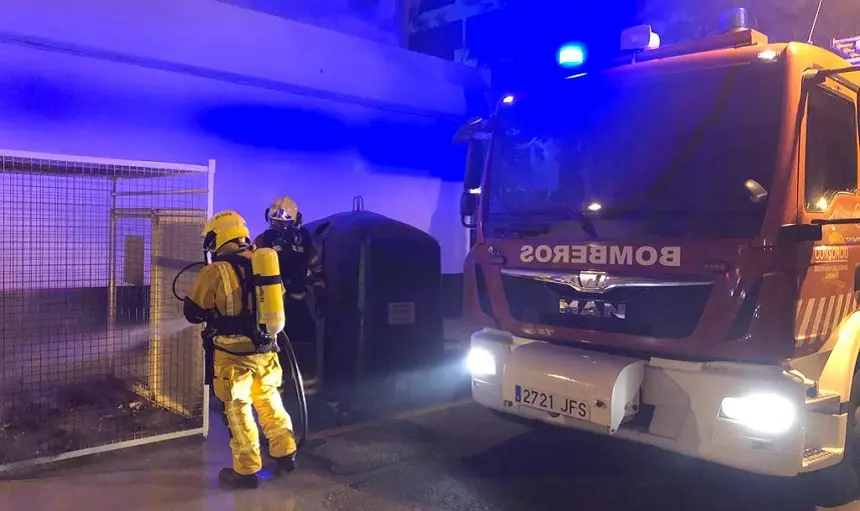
<box><xmin>274</xmin><ymin>454</ymin><xmax>297</xmax><ymax>476</ymax></box>
<box><xmin>218</xmin><ymin>468</ymin><xmax>259</xmax><ymax>489</ymax></box>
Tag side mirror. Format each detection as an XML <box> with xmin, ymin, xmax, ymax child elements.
<box><xmin>460</xmin><ymin>192</ymin><xmax>478</xmax><ymax>228</ymax></box>
<box><xmin>454</xmin><ymin>117</ymin><xmax>490</xmax><ymax>144</ymax></box>
<box><xmin>777</xmin><ymin>223</ymin><xmax>822</xmax><ymax>244</ymax></box>
<box><xmin>464</xmin><ymin>141</ymin><xmax>485</xmax><ymax>191</ymax></box>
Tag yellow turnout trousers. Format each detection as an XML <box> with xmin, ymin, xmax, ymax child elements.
<box><xmin>212</xmin><ymin>337</ymin><xmax>297</xmax><ymax>475</ymax></box>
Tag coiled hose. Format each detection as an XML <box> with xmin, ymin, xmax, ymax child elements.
<box><xmin>172</xmin><ymin>261</ymin><xmax>308</xmax><ymax>449</ymax></box>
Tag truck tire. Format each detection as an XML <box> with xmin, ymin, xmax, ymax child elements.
<box><xmin>806</xmin><ymin>367</ymin><xmax>860</xmax><ymax>508</ymax></box>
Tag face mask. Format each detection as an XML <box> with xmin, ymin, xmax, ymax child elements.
<box><xmin>271</xmin><ymin>224</ymin><xmax>301</xmax><ymax>249</ymax></box>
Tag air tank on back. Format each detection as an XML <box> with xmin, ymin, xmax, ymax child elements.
<box><xmin>306</xmin><ymin>196</ymin><xmax>443</xmax><ymax>390</ymax></box>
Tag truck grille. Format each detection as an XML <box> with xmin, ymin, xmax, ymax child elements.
<box><xmin>501</xmin><ymin>275</ymin><xmax>713</xmax><ymax>339</ymax></box>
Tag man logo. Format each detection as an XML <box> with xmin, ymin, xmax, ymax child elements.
<box><xmin>577</xmin><ymin>272</ymin><xmax>606</xmax><ymax>291</ymax></box>
<box><xmin>546</xmin><ymin>271</ymin><xmax>609</xmax><ymax>293</ymax></box>
<box><xmin>559</xmin><ymin>299</ymin><xmax>627</xmax><ymax>319</ymax></box>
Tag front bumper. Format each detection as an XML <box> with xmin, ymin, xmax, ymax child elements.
<box><xmin>470</xmin><ymin>329</ymin><xmax>847</xmax><ymax>477</ymax></box>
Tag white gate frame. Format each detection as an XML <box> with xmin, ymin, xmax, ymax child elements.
<box><xmin>0</xmin><ymin>149</ymin><xmax>215</xmax><ymax>473</ymax></box>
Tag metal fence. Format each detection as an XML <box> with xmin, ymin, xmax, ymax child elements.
<box><xmin>0</xmin><ymin>150</ymin><xmax>214</xmax><ymax>472</ymax></box>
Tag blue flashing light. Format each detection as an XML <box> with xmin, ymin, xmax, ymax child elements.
<box><xmin>719</xmin><ymin>7</ymin><xmax>753</xmax><ymax>33</ymax></box>
<box><xmin>557</xmin><ymin>42</ymin><xmax>586</xmax><ymax>68</ymax></box>
<box><xmin>501</xmin><ymin>95</ymin><xmax>515</xmax><ymax>105</ymax></box>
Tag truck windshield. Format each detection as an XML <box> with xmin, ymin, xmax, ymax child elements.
<box><xmin>485</xmin><ymin>60</ymin><xmax>786</xmax><ymax>240</ymax></box>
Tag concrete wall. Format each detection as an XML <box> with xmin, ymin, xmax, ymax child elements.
<box><xmin>222</xmin><ymin>0</ymin><xmax>409</xmax><ymax>47</ymax></box>
<box><xmin>0</xmin><ymin>0</ymin><xmax>487</xmax><ymax>118</ymax></box>
<box><xmin>0</xmin><ymin>0</ymin><xmax>490</xmax><ymax>288</ymax></box>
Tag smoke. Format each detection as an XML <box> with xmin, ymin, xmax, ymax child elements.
<box><xmin>156</xmin><ymin>317</ymin><xmax>197</xmax><ymax>338</ymax></box>
<box><xmin>0</xmin><ymin>316</ymin><xmax>199</xmax><ymax>396</ymax></box>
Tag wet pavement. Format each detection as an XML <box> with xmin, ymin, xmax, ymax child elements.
<box><xmin>1</xmin><ymin>349</ymin><xmax>859</xmax><ymax>511</ymax></box>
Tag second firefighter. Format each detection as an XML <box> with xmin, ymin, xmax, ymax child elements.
<box><xmin>255</xmin><ymin>196</ymin><xmax>326</xmax><ymax>379</ymax></box>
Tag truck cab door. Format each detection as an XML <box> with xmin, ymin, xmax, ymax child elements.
<box><xmin>795</xmin><ymin>77</ymin><xmax>860</xmax><ymax>354</ymax></box>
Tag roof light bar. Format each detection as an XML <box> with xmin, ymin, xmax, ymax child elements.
<box><xmin>620</xmin><ymin>25</ymin><xmax>660</xmax><ymax>51</ymax></box>
<box><xmin>832</xmin><ymin>35</ymin><xmax>860</xmax><ymax>66</ymax></box>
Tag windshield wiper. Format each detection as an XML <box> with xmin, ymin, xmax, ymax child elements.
<box><xmin>596</xmin><ymin>208</ymin><xmax>763</xmax><ymax>220</ymax></box>
<box><xmin>491</xmin><ymin>206</ymin><xmax>599</xmax><ymax>239</ymax></box>
<box><xmin>489</xmin><ymin>222</ymin><xmax>553</xmax><ymax>238</ymax></box>
<box><xmin>537</xmin><ymin>206</ymin><xmax>599</xmax><ymax>238</ymax></box>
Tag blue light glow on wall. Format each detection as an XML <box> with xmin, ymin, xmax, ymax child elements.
<box><xmin>0</xmin><ymin>40</ymin><xmax>473</xmax><ymax>273</ymax></box>
<box><xmin>196</xmin><ymin>104</ymin><xmax>463</xmax><ymax>178</ymax></box>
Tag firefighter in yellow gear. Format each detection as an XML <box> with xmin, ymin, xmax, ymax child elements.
<box><xmin>183</xmin><ymin>210</ymin><xmax>297</xmax><ymax>489</ymax></box>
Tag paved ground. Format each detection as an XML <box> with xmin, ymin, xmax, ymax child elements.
<box><xmin>2</xmin><ymin>347</ymin><xmax>859</xmax><ymax>511</ymax></box>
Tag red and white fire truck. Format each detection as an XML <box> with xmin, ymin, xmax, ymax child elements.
<box><xmin>458</xmin><ymin>14</ymin><xmax>860</xmax><ymax>507</ymax></box>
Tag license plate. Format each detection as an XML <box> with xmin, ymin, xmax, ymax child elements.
<box><xmin>514</xmin><ymin>385</ymin><xmax>591</xmax><ymax>421</ymax></box>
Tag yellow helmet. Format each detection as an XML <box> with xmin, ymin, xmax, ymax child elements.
<box><xmin>202</xmin><ymin>210</ymin><xmax>250</xmax><ymax>252</ymax></box>
<box><xmin>265</xmin><ymin>196</ymin><xmax>302</xmax><ymax>227</ymax></box>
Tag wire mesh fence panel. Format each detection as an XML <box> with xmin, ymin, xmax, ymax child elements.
<box><xmin>110</xmin><ymin>213</ymin><xmax>152</xmax><ymax>394</ymax></box>
<box><xmin>0</xmin><ymin>151</ymin><xmax>212</xmax><ymax>470</ymax></box>
<box><xmin>147</xmin><ymin>215</ymin><xmax>207</xmax><ymax>418</ymax></box>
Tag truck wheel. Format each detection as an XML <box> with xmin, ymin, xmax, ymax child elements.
<box><xmin>806</xmin><ymin>368</ymin><xmax>860</xmax><ymax>508</ymax></box>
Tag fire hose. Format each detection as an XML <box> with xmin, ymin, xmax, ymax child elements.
<box><xmin>172</xmin><ymin>261</ymin><xmax>309</xmax><ymax>450</ymax></box>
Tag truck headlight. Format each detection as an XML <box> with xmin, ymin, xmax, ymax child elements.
<box><xmin>719</xmin><ymin>393</ymin><xmax>797</xmax><ymax>434</ymax></box>
<box><xmin>466</xmin><ymin>347</ymin><xmax>496</xmax><ymax>377</ymax></box>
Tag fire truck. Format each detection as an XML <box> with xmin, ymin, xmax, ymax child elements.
<box><xmin>457</xmin><ymin>12</ymin><xmax>860</xmax><ymax>507</ymax></box>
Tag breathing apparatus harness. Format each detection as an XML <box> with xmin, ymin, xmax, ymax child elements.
<box><xmin>171</xmin><ymin>241</ymin><xmax>308</xmax><ymax>449</ymax></box>
<box><xmin>208</xmin><ymin>250</ymin><xmax>280</xmax><ymax>355</ymax></box>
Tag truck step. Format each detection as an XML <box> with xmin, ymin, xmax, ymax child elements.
<box><xmin>805</xmin><ymin>389</ymin><xmax>841</xmax><ymax>413</ymax></box>
<box><xmin>802</xmin><ymin>447</ymin><xmax>841</xmax><ymax>469</ymax></box>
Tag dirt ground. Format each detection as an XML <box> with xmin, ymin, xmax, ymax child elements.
<box><xmin>0</xmin><ymin>376</ymin><xmax>200</xmax><ymax>465</ymax></box>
